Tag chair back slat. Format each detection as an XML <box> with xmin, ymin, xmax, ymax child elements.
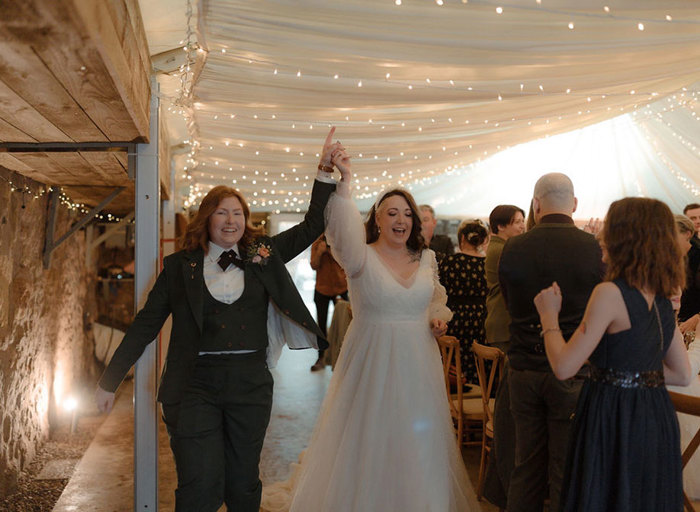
<box><xmin>669</xmin><ymin>390</ymin><xmax>700</xmax><ymax>416</ymax></box>
<box><xmin>437</xmin><ymin>335</ymin><xmax>463</xmax><ymax>440</ymax></box>
<box><xmin>668</xmin><ymin>390</ymin><xmax>700</xmax><ymax>511</ymax></box>
<box><xmin>472</xmin><ymin>342</ymin><xmax>505</xmax><ymax>425</ymax></box>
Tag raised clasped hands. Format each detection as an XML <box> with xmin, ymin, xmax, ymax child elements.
<box><xmin>318</xmin><ymin>126</ymin><xmax>351</xmax><ymax>182</ymax></box>
<box><xmin>533</xmin><ymin>281</ymin><xmax>563</xmax><ymax>318</ymax></box>
<box><xmin>430</xmin><ymin>318</ymin><xmax>448</xmax><ymax>339</ymax></box>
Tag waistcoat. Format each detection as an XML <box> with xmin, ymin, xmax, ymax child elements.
<box><xmin>199</xmin><ymin>273</ymin><xmax>269</xmax><ymax>351</ymax></box>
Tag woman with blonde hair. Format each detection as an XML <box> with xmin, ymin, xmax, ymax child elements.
<box><xmin>534</xmin><ymin>197</ymin><xmax>691</xmax><ymax>511</ymax></box>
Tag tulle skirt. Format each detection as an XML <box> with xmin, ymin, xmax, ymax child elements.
<box><xmin>261</xmin><ymin>318</ymin><xmax>476</xmax><ymax>512</ymax></box>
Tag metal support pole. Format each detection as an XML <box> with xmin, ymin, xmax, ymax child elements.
<box><xmin>133</xmin><ymin>78</ymin><xmax>160</xmax><ymax>511</ymax></box>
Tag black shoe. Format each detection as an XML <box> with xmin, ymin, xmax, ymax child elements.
<box><xmin>310</xmin><ymin>357</ymin><xmax>326</xmax><ymax>371</ymax></box>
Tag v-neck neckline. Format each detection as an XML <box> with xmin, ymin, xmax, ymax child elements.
<box><xmin>369</xmin><ymin>245</ymin><xmax>424</xmax><ymax>290</ymax></box>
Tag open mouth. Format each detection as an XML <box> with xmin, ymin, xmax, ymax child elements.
<box><xmin>392</xmin><ymin>227</ymin><xmax>406</xmax><ymax>235</ymax></box>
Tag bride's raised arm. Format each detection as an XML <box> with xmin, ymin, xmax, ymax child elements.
<box><xmin>323</xmin><ymin>147</ymin><xmax>367</xmax><ymax>278</ymax></box>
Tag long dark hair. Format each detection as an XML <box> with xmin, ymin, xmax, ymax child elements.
<box><xmin>603</xmin><ymin>197</ymin><xmax>684</xmax><ymax>297</ymax></box>
<box><xmin>180</xmin><ymin>186</ymin><xmax>263</xmax><ymax>254</ymax></box>
<box><xmin>365</xmin><ymin>188</ymin><xmax>425</xmax><ymax>254</ymax></box>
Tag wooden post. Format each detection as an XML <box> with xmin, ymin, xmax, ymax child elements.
<box><xmin>133</xmin><ymin>77</ymin><xmax>159</xmax><ymax>511</ymax></box>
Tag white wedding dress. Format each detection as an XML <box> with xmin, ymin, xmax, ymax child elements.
<box><xmin>261</xmin><ymin>183</ymin><xmax>477</xmax><ymax>512</ymax></box>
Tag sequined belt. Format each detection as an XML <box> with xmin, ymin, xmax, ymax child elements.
<box><xmin>588</xmin><ymin>367</ymin><xmax>665</xmax><ymax>389</ymax></box>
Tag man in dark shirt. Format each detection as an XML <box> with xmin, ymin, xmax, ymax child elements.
<box><xmin>499</xmin><ymin>173</ymin><xmax>603</xmax><ymax>512</ymax></box>
<box><xmin>680</xmin><ymin>203</ymin><xmax>700</xmax><ymax>333</ymax></box>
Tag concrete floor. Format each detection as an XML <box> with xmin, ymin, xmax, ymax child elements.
<box><xmin>52</xmin><ymin>348</ymin><xmax>493</xmax><ymax>511</ymax></box>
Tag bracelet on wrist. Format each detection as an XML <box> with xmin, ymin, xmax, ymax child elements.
<box><xmin>318</xmin><ymin>163</ymin><xmax>335</xmax><ymax>173</ymax></box>
<box><xmin>540</xmin><ymin>327</ymin><xmax>561</xmax><ymax>337</ymax></box>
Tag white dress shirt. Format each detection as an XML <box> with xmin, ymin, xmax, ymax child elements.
<box><xmin>204</xmin><ymin>242</ymin><xmax>246</xmax><ymax>304</ymax></box>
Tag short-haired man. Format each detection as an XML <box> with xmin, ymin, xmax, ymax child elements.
<box><xmin>684</xmin><ymin>203</ymin><xmax>700</xmax><ymax>235</ymax></box>
<box><xmin>419</xmin><ymin>204</ymin><xmax>454</xmax><ymax>264</ymax></box>
<box><xmin>499</xmin><ymin>173</ymin><xmax>603</xmax><ymax>512</ymax></box>
<box><xmin>680</xmin><ymin>204</ymin><xmax>700</xmax><ymax>333</ymax></box>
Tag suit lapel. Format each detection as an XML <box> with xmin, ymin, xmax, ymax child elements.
<box><xmin>182</xmin><ymin>249</ymin><xmax>205</xmax><ymax>332</ymax></box>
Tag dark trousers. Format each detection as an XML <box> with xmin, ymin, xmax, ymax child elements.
<box><xmin>483</xmin><ymin>358</ymin><xmax>515</xmax><ymax>509</ymax></box>
<box><xmin>314</xmin><ymin>289</ymin><xmax>348</xmax><ymax>357</ymax></box>
<box><xmin>161</xmin><ymin>352</ymin><xmax>273</xmax><ymax>512</ymax></box>
<box><xmin>507</xmin><ymin>368</ymin><xmax>581</xmax><ymax>512</ymax></box>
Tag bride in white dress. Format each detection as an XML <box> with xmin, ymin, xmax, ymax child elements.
<box><xmin>262</xmin><ymin>146</ymin><xmax>477</xmax><ymax>511</ymax></box>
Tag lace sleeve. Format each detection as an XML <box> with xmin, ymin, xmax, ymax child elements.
<box><xmin>428</xmin><ymin>250</ymin><xmax>453</xmax><ymax>323</ymax></box>
<box><xmin>323</xmin><ymin>180</ymin><xmax>367</xmax><ymax>277</ymax></box>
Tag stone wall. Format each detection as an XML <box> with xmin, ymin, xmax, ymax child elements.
<box><xmin>0</xmin><ymin>168</ymin><xmax>97</xmax><ymax>495</ymax></box>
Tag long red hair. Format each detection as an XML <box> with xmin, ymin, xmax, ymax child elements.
<box><xmin>180</xmin><ymin>186</ymin><xmax>263</xmax><ymax>253</ymax></box>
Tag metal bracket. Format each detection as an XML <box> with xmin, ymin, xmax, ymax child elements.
<box><xmin>43</xmin><ymin>187</ymin><xmax>126</xmax><ymax>269</ymax></box>
<box><xmin>89</xmin><ymin>211</ymin><xmax>135</xmax><ymax>249</ymax></box>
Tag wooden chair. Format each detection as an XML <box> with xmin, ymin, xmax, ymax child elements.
<box><xmin>436</xmin><ymin>335</ymin><xmax>483</xmax><ymax>445</ymax></box>
<box><xmin>472</xmin><ymin>342</ymin><xmax>505</xmax><ymax>501</ymax></box>
<box><xmin>668</xmin><ymin>390</ymin><xmax>700</xmax><ymax>512</ymax></box>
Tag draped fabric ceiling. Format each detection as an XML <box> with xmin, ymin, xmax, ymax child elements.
<box><xmin>145</xmin><ymin>0</ymin><xmax>700</xmax><ymax>218</ymax></box>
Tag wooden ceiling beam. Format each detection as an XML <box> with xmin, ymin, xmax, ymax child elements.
<box><xmin>0</xmin><ymin>80</ymin><xmax>70</xmax><ymax>142</ymax></box>
<box><xmin>0</xmin><ymin>0</ymin><xmax>151</xmax><ymax>143</ymax></box>
<box><xmin>70</xmin><ymin>0</ymin><xmax>151</xmax><ymax>141</ymax></box>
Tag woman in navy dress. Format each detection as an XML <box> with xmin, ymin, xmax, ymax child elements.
<box><xmin>534</xmin><ymin>197</ymin><xmax>692</xmax><ymax>511</ymax></box>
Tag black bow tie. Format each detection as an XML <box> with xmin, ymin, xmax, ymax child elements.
<box><xmin>218</xmin><ymin>250</ymin><xmax>245</xmax><ymax>271</ymax></box>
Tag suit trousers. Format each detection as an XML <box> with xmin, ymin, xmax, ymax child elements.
<box><xmin>506</xmin><ymin>368</ymin><xmax>581</xmax><ymax>512</ymax></box>
<box><xmin>161</xmin><ymin>351</ymin><xmax>273</xmax><ymax>512</ymax></box>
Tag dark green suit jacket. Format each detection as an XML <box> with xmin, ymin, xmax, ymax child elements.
<box><xmin>99</xmin><ymin>180</ymin><xmax>335</xmax><ymax>404</ymax></box>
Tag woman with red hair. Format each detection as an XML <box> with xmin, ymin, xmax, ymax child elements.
<box><xmin>95</xmin><ymin>128</ymin><xmax>346</xmax><ymax>512</ymax></box>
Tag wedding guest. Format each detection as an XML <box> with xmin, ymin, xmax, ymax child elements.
<box><xmin>499</xmin><ymin>173</ymin><xmax>603</xmax><ymax>512</ymax></box>
<box><xmin>684</xmin><ymin>203</ymin><xmax>700</xmax><ymax>236</ymax></box>
<box><xmin>419</xmin><ymin>204</ymin><xmax>455</xmax><ymax>263</ymax></box>
<box><xmin>679</xmin><ymin>208</ymin><xmax>700</xmax><ymax>334</ymax></box>
<box><xmin>309</xmin><ymin>234</ymin><xmax>348</xmax><ymax>371</ymax></box>
<box><xmin>670</xmin><ymin>214</ymin><xmax>694</xmax><ymax>313</ymax></box>
<box><xmin>485</xmin><ymin>204</ymin><xmax>525</xmax><ymax>353</ymax></box>
<box><xmin>439</xmin><ymin>219</ymin><xmax>489</xmax><ymax>385</ymax></box>
<box><xmin>481</xmin><ymin>204</ymin><xmax>525</xmax><ymax>509</ymax></box>
<box><xmin>535</xmin><ymin>197</ymin><xmax>691</xmax><ymax>511</ymax></box>
<box><xmin>94</xmin><ymin>129</ymin><xmax>341</xmax><ymax>512</ymax></box>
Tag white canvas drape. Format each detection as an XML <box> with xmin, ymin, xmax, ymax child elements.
<box><xmin>153</xmin><ymin>0</ymin><xmax>700</xmax><ymax>214</ymax></box>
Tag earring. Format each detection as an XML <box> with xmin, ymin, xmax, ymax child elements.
<box><xmin>378</xmin><ymin>227</ymin><xmax>381</xmax><ymax>234</ymax></box>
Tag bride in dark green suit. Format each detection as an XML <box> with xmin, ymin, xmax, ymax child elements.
<box><xmin>95</xmin><ymin>128</ymin><xmax>348</xmax><ymax>512</ymax></box>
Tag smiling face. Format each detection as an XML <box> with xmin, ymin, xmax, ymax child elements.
<box><xmin>208</xmin><ymin>195</ymin><xmax>245</xmax><ymax>249</ymax></box>
<box><xmin>376</xmin><ymin>195</ymin><xmax>414</xmax><ymax>247</ymax></box>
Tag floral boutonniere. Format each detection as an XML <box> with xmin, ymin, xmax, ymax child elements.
<box><xmin>247</xmin><ymin>241</ymin><xmax>273</xmax><ymax>265</ymax></box>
